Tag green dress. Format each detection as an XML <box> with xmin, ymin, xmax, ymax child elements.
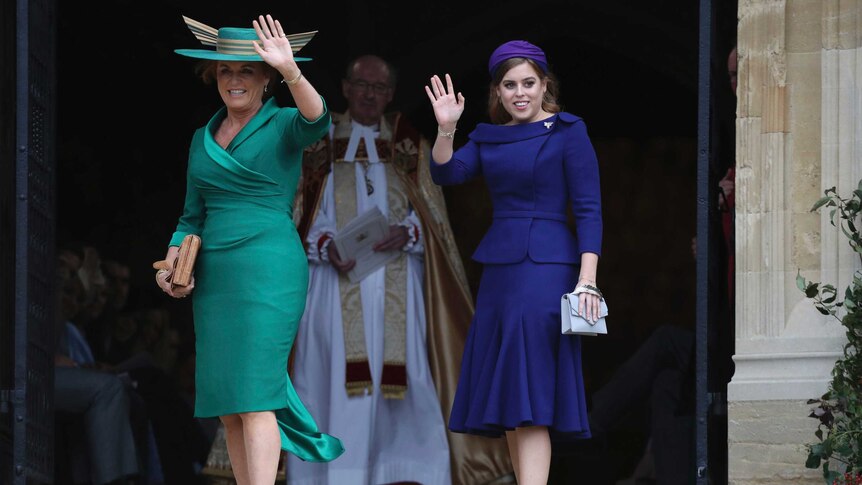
<box><xmin>169</xmin><ymin>97</ymin><xmax>344</xmax><ymax>462</ymax></box>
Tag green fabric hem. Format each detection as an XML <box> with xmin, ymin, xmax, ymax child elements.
<box><xmin>298</xmin><ymin>96</ymin><xmax>329</xmax><ymax>125</ymax></box>
<box><xmin>168</xmin><ymin>231</ymin><xmax>189</xmax><ymax>248</ymax></box>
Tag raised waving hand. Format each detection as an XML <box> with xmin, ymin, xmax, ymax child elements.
<box><xmin>252</xmin><ymin>14</ymin><xmax>296</xmax><ymax>71</ymax></box>
<box><xmin>425</xmin><ymin>74</ymin><xmax>465</xmax><ymax>128</ymax></box>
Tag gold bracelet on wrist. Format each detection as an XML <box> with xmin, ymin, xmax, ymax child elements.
<box><xmin>282</xmin><ymin>71</ymin><xmax>303</xmax><ymax>86</ymax></box>
<box><xmin>437</xmin><ymin>126</ymin><xmax>456</xmax><ymax>139</ymax></box>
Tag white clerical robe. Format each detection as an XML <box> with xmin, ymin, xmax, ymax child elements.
<box><xmin>286</xmin><ymin>121</ymin><xmax>452</xmax><ymax>485</ymax></box>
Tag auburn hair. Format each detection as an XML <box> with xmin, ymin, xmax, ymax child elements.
<box><xmin>487</xmin><ymin>58</ymin><xmax>561</xmax><ymax>125</ymax></box>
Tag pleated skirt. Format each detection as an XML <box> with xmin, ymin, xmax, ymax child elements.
<box><xmin>448</xmin><ymin>259</ymin><xmax>591</xmax><ymax>440</ymax></box>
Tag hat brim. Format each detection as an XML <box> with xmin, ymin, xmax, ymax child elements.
<box><xmin>174</xmin><ymin>49</ymin><xmax>312</xmax><ymax>62</ymax></box>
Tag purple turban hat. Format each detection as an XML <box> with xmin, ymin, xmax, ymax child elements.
<box><xmin>487</xmin><ymin>40</ymin><xmax>548</xmax><ymax>77</ymax></box>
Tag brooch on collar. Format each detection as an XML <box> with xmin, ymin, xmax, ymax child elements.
<box><xmin>544</xmin><ymin>121</ymin><xmax>554</xmax><ymax>129</ymax></box>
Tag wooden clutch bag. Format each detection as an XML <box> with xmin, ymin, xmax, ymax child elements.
<box><xmin>153</xmin><ymin>234</ymin><xmax>201</xmax><ymax>288</ymax></box>
<box><xmin>172</xmin><ymin>234</ymin><xmax>201</xmax><ymax>287</ymax></box>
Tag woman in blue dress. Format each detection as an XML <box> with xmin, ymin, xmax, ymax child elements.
<box><xmin>424</xmin><ymin>40</ymin><xmax>604</xmax><ymax>484</ymax></box>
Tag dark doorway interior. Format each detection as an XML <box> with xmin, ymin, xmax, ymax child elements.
<box><xmin>54</xmin><ymin>1</ymin><xmax>738</xmax><ymax>483</ymax></box>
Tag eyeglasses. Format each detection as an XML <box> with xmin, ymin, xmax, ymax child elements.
<box><xmin>348</xmin><ymin>80</ymin><xmax>391</xmax><ymax>95</ymax></box>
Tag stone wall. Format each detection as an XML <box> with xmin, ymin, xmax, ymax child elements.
<box><xmin>729</xmin><ymin>0</ymin><xmax>862</xmax><ymax>483</ymax></box>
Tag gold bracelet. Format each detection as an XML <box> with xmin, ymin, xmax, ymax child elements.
<box><xmin>282</xmin><ymin>71</ymin><xmax>303</xmax><ymax>86</ymax></box>
<box><xmin>437</xmin><ymin>126</ymin><xmax>456</xmax><ymax>139</ymax></box>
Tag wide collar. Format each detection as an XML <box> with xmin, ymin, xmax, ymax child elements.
<box><xmin>201</xmin><ymin>97</ymin><xmax>279</xmax><ymax>190</ymax></box>
<box><xmin>468</xmin><ymin>111</ymin><xmax>581</xmax><ymax>144</ymax></box>
<box><xmin>208</xmin><ymin>97</ymin><xmax>281</xmax><ymax>152</ymax></box>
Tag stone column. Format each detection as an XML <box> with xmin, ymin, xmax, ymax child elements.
<box><xmin>729</xmin><ymin>1</ymin><xmax>862</xmax><ymax>483</ymax></box>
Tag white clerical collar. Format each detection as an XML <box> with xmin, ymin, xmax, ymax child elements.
<box><xmin>344</xmin><ymin>120</ymin><xmax>381</xmax><ymax>164</ymax></box>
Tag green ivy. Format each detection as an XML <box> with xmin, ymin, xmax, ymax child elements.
<box><xmin>799</xmin><ymin>179</ymin><xmax>862</xmax><ymax>484</ymax></box>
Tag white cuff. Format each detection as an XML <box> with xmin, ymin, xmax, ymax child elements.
<box><xmin>319</xmin><ymin>236</ymin><xmax>334</xmax><ymax>263</ymax></box>
<box><xmin>307</xmin><ymin>229</ymin><xmax>335</xmax><ymax>264</ymax></box>
<box><xmin>401</xmin><ymin>222</ymin><xmax>420</xmax><ymax>252</ymax></box>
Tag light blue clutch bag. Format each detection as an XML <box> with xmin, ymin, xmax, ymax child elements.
<box><xmin>561</xmin><ymin>291</ymin><xmax>609</xmax><ymax>336</ymax></box>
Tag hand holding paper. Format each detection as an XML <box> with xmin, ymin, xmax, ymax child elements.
<box><xmin>332</xmin><ymin>207</ymin><xmax>401</xmax><ymax>283</ymax></box>
<box><xmin>327</xmin><ymin>242</ymin><xmax>356</xmax><ymax>274</ymax></box>
<box><xmin>373</xmin><ymin>225</ymin><xmax>410</xmax><ymax>252</ymax></box>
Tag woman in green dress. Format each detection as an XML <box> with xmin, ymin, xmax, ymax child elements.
<box><xmin>154</xmin><ymin>14</ymin><xmax>344</xmax><ymax>484</ymax></box>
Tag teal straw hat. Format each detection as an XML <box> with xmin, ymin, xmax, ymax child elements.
<box><xmin>174</xmin><ymin>16</ymin><xmax>317</xmax><ymax>62</ymax></box>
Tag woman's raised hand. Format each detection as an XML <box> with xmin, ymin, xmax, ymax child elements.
<box><xmin>425</xmin><ymin>74</ymin><xmax>465</xmax><ymax>128</ymax></box>
<box><xmin>252</xmin><ymin>14</ymin><xmax>295</xmax><ymax>71</ymax></box>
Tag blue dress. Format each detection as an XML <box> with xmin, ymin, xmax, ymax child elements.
<box><xmin>430</xmin><ymin>112</ymin><xmax>602</xmax><ymax>439</ymax></box>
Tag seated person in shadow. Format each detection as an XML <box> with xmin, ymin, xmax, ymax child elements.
<box><xmin>61</xmin><ymin>243</ymin><xmax>211</xmax><ymax>484</ymax></box>
<box><xmin>554</xmin><ymin>320</ymin><xmax>694</xmax><ymax>485</ymax></box>
<box><xmin>592</xmin><ymin>324</ymin><xmax>694</xmax><ymax>485</ymax></box>
<box><xmin>54</xmin><ymin>250</ymin><xmax>140</xmax><ymax>485</ymax></box>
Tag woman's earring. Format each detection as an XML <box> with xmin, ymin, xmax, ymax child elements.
<box><xmin>264</xmin><ymin>84</ymin><xmax>268</xmax><ymax>93</ymax></box>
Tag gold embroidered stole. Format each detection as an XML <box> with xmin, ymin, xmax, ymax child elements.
<box><xmin>332</xmin><ymin>117</ymin><xmax>409</xmax><ymax>399</ymax></box>
<box><xmin>295</xmin><ymin>112</ymin><xmax>514</xmax><ymax>482</ymax></box>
